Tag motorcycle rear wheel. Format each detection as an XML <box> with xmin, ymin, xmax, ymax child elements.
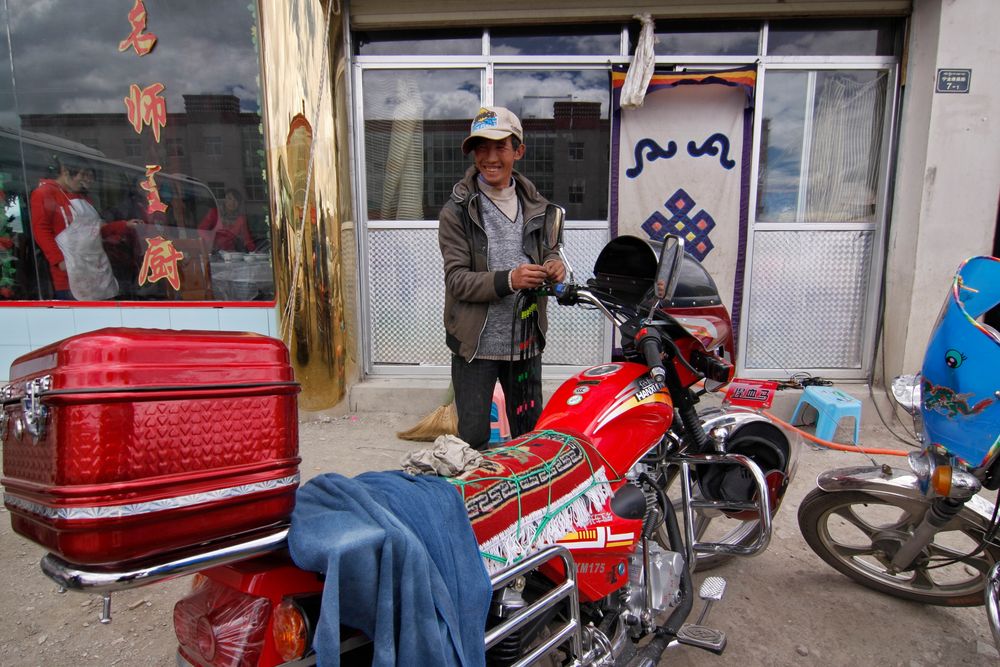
<box><xmin>798</xmin><ymin>488</ymin><xmax>999</xmax><ymax>607</ymax></box>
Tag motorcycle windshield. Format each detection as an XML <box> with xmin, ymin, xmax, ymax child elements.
<box><xmin>921</xmin><ymin>256</ymin><xmax>1000</xmax><ymax>468</ymax></box>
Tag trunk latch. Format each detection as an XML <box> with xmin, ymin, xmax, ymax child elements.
<box><xmin>21</xmin><ymin>375</ymin><xmax>52</xmax><ymax>442</ymax></box>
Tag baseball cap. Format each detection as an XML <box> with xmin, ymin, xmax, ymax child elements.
<box><xmin>461</xmin><ymin>106</ymin><xmax>523</xmax><ymax>155</ymax></box>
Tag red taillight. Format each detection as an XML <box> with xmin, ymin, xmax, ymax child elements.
<box><xmin>174</xmin><ymin>576</ymin><xmax>271</xmax><ymax>667</ymax></box>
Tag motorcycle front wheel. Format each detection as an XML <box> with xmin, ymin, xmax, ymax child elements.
<box><xmin>798</xmin><ymin>488</ymin><xmax>999</xmax><ymax>606</ymax></box>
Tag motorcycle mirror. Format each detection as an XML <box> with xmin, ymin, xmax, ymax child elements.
<box><xmin>542</xmin><ymin>204</ymin><xmax>565</xmax><ymax>253</ymax></box>
<box><xmin>542</xmin><ymin>203</ymin><xmax>575</xmax><ymax>283</ymax></box>
<box><xmin>648</xmin><ymin>234</ymin><xmax>685</xmax><ymax>320</ymax></box>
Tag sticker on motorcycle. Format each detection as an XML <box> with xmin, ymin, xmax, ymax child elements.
<box><xmin>559</xmin><ymin>526</ymin><xmax>635</xmax><ymax>550</ymax></box>
<box><xmin>674</xmin><ymin>315</ymin><xmax>721</xmax><ymax>348</ymax></box>
<box><xmin>567</xmin><ymin>395</ymin><xmax>584</xmax><ymax>406</ymax></box>
<box><xmin>576</xmin><ymin>561</ymin><xmax>607</xmax><ymax>574</ymax></box>
<box><xmin>634</xmin><ymin>381</ymin><xmax>663</xmax><ymax>402</ymax></box>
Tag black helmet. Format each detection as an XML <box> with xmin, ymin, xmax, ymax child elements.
<box><xmin>698</xmin><ymin>421</ymin><xmax>790</xmax><ymax>517</ymax></box>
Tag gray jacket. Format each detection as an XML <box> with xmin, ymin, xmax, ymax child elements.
<box><xmin>438</xmin><ymin>166</ymin><xmax>560</xmax><ymax>361</ymax></box>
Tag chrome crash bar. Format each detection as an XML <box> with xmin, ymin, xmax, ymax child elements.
<box><xmin>673</xmin><ymin>452</ymin><xmax>772</xmax><ymax>568</ymax></box>
<box><xmin>486</xmin><ymin>545</ymin><xmax>584</xmax><ymax>667</ymax></box>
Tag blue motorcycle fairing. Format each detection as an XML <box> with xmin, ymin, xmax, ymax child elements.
<box><xmin>921</xmin><ymin>256</ymin><xmax>1000</xmax><ymax>469</ymax></box>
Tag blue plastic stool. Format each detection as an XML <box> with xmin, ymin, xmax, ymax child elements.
<box><xmin>790</xmin><ymin>386</ymin><xmax>862</xmax><ymax>444</ymax></box>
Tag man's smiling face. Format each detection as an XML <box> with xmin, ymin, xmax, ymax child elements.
<box><xmin>473</xmin><ymin>136</ymin><xmax>524</xmax><ymax>188</ymax></box>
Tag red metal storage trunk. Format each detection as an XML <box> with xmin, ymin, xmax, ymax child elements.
<box><xmin>1</xmin><ymin>328</ymin><xmax>300</xmax><ymax>566</ymax></box>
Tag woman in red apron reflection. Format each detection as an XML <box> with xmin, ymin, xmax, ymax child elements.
<box><xmin>198</xmin><ymin>187</ymin><xmax>256</xmax><ymax>253</ymax></box>
<box><xmin>29</xmin><ymin>156</ymin><xmax>134</xmax><ymax>300</ymax></box>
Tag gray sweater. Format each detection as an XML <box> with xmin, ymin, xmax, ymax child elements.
<box><xmin>478</xmin><ymin>193</ymin><xmax>532</xmax><ymax>358</ymax></box>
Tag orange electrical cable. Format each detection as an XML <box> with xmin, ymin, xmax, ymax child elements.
<box><xmin>762</xmin><ymin>410</ymin><xmax>912</xmax><ymax>457</ymax></box>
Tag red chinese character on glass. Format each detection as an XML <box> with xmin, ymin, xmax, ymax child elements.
<box><xmin>118</xmin><ymin>0</ymin><xmax>158</xmax><ymax>56</ymax></box>
<box><xmin>139</xmin><ymin>236</ymin><xmax>184</xmax><ymax>291</ymax></box>
<box><xmin>124</xmin><ymin>82</ymin><xmax>167</xmax><ymax>143</ymax></box>
<box><xmin>141</xmin><ymin>165</ymin><xmax>168</xmax><ymax>214</ymax></box>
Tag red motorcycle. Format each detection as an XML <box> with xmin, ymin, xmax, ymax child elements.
<box><xmin>2</xmin><ymin>211</ymin><xmax>797</xmax><ymax>666</ymax></box>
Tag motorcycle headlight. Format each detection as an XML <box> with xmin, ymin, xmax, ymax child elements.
<box><xmin>891</xmin><ymin>374</ymin><xmax>924</xmax><ymax>441</ymax></box>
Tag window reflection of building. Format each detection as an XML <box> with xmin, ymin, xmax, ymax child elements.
<box><xmin>20</xmin><ymin>94</ymin><xmax>266</xmax><ymax>235</ymax></box>
<box><xmin>366</xmin><ymin>102</ymin><xmax>609</xmax><ymax>222</ymax></box>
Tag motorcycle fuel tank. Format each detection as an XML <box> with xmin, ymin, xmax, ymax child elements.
<box><xmin>535</xmin><ymin>361</ymin><xmax>672</xmax><ymax>479</ymax></box>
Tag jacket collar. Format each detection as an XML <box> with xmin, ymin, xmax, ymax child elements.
<box><xmin>450</xmin><ymin>166</ymin><xmax>546</xmax><ymax>221</ymax></box>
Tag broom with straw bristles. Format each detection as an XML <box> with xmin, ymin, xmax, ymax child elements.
<box><xmin>396</xmin><ymin>382</ymin><xmax>459</xmax><ymax>441</ymax></box>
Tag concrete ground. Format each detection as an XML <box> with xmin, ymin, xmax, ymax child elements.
<box><xmin>1</xmin><ymin>383</ymin><xmax>998</xmax><ymax>666</ymax></box>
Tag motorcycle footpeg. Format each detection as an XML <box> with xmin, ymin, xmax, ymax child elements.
<box><xmin>676</xmin><ymin>624</ymin><xmax>727</xmax><ymax>655</ymax></box>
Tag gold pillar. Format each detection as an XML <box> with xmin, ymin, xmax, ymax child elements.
<box><xmin>259</xmin><ymin>1</ymin><xmax>356</xmax><ymax>411</ymax></box>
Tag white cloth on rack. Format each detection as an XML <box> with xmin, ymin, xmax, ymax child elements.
<box><xmin>620</xmin><ymin>13</ymin><xmax>656</xmax><ymax>109</ymax></box>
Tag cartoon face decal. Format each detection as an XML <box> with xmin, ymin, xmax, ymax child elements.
<box><xmin>944</xmin><ymin>349</ymin><xmax>966</xmax><ymax>368</ymax></box>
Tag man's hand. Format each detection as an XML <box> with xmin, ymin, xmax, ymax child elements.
<box><xmin>510</xmin><ymin>263</ymin><xmax>548</xmax><ymax>290</ymax></box>
<box><xmin>543</xmin><ymin>259</ymin><xmax>566</xmax><ymax>283</ymax></box>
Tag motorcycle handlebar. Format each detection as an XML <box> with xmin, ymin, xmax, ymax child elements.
<box><xmin>637</xmin><ymin>329</ymin><xmax>666</xmax><ymax>383</ymax></box>
<box><xmin>546</xmin><ymin>284</ymin><xmax>671</xmax><ymax>382</ymax></box>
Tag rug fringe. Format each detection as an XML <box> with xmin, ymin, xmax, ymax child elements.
<box><xmin>479</xmin><ymin>468</ymin><xmax>613</xmax><ymax>573</ymax></box>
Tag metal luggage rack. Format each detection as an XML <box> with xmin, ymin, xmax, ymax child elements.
<box><xmin>40</xmin><ymin>523</ymin><xmax>289</xmax><ymax>622</ymax></box>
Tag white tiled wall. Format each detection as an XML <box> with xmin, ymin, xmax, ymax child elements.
<box><xmin>1</xmin><ymin>306</ymin><xmax>278</xmax><ymax>379</ymax></box>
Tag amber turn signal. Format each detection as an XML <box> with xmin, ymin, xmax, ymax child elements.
<box><xmin>931</xmin><ymin>465</ymin><xmax>953</xmax><ymax>497</ymax></box>
<box><xmin>273</xmin><ymin>599</ymin><xmax>308</xmax><ymax>662</ymax></box>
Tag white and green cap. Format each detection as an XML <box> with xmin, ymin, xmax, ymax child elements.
<box><xmin>461</xmin><ymin>106</ymin><xmax>523</xmax><ymax>155</ymax></box>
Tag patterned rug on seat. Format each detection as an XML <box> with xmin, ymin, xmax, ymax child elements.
<box><xmin>448</xmin><ymin>429</ymin><xmax>617</xmax><ymax>573</ymax></box>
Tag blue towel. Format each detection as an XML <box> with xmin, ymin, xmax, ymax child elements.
<box><xmin>288</xmin><ymin>471</ymin><xmax>492</xmax><ymax>667</ymax></box>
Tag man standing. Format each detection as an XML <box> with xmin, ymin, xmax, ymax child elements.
<box><xmin>438</xmin><ymin>106</ymin><xmax>566</xmax><ymax>450</ymax></box>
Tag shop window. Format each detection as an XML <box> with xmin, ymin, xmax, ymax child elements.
<box><xmin>491</xmin><ymin>25</ymin><xmax>622</xmax><ymax>56</ymax></box>
<box><xmin>354</xmin><ymin>28</ymin><xmax>482</xmax><ymax>56</ymax></box>
<box><xmin>767</xmin><ymin>19</ymin><xmax>900</xmax><ymax>56</ymax></box>
<box><xmin>495</xmin><ymin>69</ymin><xmax>609</xmax><ymax>219</ymax></box>
<box><xmin>757</xmin><ymin>69</ymin><xmax>889</xmax><ymax>223</ymax></box>
<box><xmin>165</xmin><ymin>138</ymin><xmax>185</xmax><ymax>157</ymax></box>
<box><xmin>362</xmin><ymin>69</ymin><xmax>480</xmax><ymax>221</ymax></box>
<box><xmin>123</xmin><ymin>138</ymin><xmax>142</xmax><ymax>157</ymax></box>
<box><xmin>243</xmin><ymin>170</ymin><xmax>267</xmax><ymax>203</ymax></box>
<box><xmin>204</xmin><ymin>136</ymin><xmax>223</xmax><ymax>156</ymax></box>
<box><xmin>640</xmin><ymin>20</ymin><xmax>760</xmax><ymax>56</ymax></box>
<box><xmin>0</xmin><ymin>1</ymin><xmax>271</xmax><ymax>303</ymax></box>
<box><xmin>208</xmin><ymin>182</ymin><xmax>226</xmax><ymax>200</ymax></box>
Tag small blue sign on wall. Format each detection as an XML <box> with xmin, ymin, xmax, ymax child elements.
<box><xmin>936</xmin><ymin>69</ymin><xmax>971</xmax><ymax>94</ymax></box>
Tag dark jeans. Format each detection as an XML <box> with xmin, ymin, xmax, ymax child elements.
<box><xmin>451</xmin><ymin>354</ymin><xmax>543</xmax><ymax>451</ymax></box>
<box><xmin>52</xmin><ymin>289</ymin><xmax>75</xmax><ymax>300</ymax></box>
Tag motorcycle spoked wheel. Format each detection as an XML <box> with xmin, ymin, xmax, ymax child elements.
<box><xmin>797</xmin><ymin>488</ymin><xmax>1000</xmax><ymax>607</ymax></box>
<box><xmin>656</xmin><ymin>466</ymin><xmax>761</xmax><ymax>571</ymax></box>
